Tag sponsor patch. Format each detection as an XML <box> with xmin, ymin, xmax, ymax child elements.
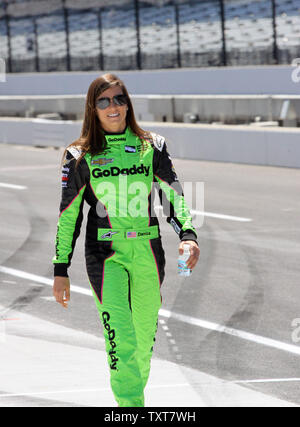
<box><xmin>170</xmin><ymin>218</ymin><xmax>181</xmax><ymax>235</ymax></box>
<box><xmin>61</xmin><ymin>167</ymin><xmax>69</xmax><ymax>187</ymax></box>
<box><xmin>137</xmin><ymin>231</ymin><xmax>150</xmax><ymax>237</ymax></box>
<box><xmin>92</xmin><ymin>164</ymin><xmax>150</xmax><ymax>178</ymax></box>
<box><xmin>151</xmin><ymin>132</ymin><xmax>165</xmax><ymax>152</ymax></box>
<box><xmin>125</xmin><ymin>145</ymin><xmax>136</xmax><ymax>153</ymax></box>
<box><xmin>100</xmin><ymin>231</ymin><xmax>119</xmax><ymax>239</ymax></box>
<box><xmin>68</xmin><ymin>146</ymin><xmax>82</xmax><ymax>160</ymax></box>
<box><xmin>107</xmin><ymin>137</ymin><xmax>126</xmax><ymax>143</ymax></box>
<box><xmin>91</xmin><ymin>158</ymin><xmax>114</xmax><ymax>166</ymax></box>
<box><xmin>63</xmin><ymin>157</ymin><xmax>73</xmax><ymax>167</ymax></box>
<box><xmin>127</xmin><ymin>231</ymin><xmax>137</xmax><ymax>238</ymax></box>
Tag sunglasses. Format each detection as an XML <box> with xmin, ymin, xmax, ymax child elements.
<box><xmin>96</xmin><ymin>94</ymin><xmax>128</xmax><ymax>110</ymax></box>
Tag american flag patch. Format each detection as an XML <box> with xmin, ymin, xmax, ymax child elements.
<box><xmin>127</xmin><ymin>231</ymin><xmax>137</xmax><ymax>238</ymax></box>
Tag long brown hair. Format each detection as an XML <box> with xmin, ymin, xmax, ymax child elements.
<box><xmin>65</xmin><ymin>73</ymin><xmax>151</xmax><ymax>166</ymax></box>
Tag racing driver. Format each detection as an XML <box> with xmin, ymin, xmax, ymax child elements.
<box><xmin>52</xmin><ymin>73</ymin><xmax>200</xmax><ymax>407</ymax></box>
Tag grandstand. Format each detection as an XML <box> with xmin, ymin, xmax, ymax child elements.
<box><xmin>0</xmin><ymin>0</ymin><xmax>299</xmax><ymax>72</ymax></box>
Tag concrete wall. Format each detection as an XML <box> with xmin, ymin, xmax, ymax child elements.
<box><xmin>1</xmin><ymin>65</ymin><xmax>300</xmax><ymax>96</ymax></box>
<box><xmin>141</xmin><ymin>122</ymin><xmax>300</xmax><ymax>169</ymax></box>
<box><xmin>1</xmin><ymin>118</ymin><xmax>300</xmax><ymax>169</ymax></box>
<box><xmin>0</xmin><ymin>118</ymin><xmax>81</xmax><ymax>147</ymax></box>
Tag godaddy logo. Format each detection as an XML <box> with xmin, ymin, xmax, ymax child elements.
<box><xmin>107</xmin><ymin>137</ymin><xmax>126</xmax><ymax>142</ymax></box>
<box><xmin>102</xmin><ymin>312</ymin><xmax>118</xmax><ymax>370</ymax></box>
<box><xmin>92</xmin><ymin>164</ymin><xmax>150</xmax><ymax>178</ymax></box>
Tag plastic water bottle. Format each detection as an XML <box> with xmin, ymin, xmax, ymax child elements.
<box><xmin>178</xmin><ymin>243</ymin><xmax>192</xmax><ymax>277</ymax></box>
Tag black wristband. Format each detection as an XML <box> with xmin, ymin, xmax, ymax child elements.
<box><xmin>54</xmin><ymin>264</ymin><xmax>69</xmax><ymax>278</ymax></box>
<box><xmin>180</xmin><ymin>230</ymin><xmax>198</xmax><ymax>244</ymax></box>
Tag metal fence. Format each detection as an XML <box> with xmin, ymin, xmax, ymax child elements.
<box><xmin>0</xmin><ymin>0</ymin><xmax>299</xmax><ymax>73</ymax></box>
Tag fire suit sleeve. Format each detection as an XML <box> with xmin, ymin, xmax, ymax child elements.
<box><xmin>152</xmin><ymin>133</ymin><xmax>198</xmax><ymax>243</ymax></box>
<box><xmin>52</xmin><ymin>147</ymin><xmax>89</xmax><ymax>277</ymax></box>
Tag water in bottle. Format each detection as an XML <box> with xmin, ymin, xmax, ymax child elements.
<box><xmin>178</xmin><ymin>243</ymin><xmax>192</xmax><ymax>277</ymax></box>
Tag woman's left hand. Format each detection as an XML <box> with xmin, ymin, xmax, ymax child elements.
<box><xmin>179</xmin><ymin>240</ymin><xmax>200</xmax><ymax>270</ymax></box>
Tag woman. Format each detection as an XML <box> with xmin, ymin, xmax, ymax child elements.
<box><xmin>52</xmin><ymin>73</ymin><xmax>200</xmax><ymax>407</ymax></box>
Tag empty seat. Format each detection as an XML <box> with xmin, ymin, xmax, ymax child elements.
<box><xmin>2</xmin><ymin>0</ymin><xmax>300</xmax><ymax>70</ymax></box>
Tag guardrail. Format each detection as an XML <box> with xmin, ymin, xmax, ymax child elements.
<box><xmin>0</xmin><ymin>94</ymin><xmax>299</xmax><ymax>126</ymax></box>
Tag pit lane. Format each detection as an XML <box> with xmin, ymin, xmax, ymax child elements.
<box><xmin>0</xmin><ymin>143</ymin><xmax>300</xmax><ymax>406</ymax></box>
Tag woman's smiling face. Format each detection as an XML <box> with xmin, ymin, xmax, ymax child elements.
<box><xmin>96</xmin><ymin>86</ymin><xmax>128</xmax><ymax>133</ymax></box>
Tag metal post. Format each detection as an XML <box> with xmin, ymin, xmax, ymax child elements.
<box><xmin>3</xmin><ymin>0</ymin><xmax>12</xmax><ymax>72</ymax></box>
<box><xmin>174</xmin><ymin>2</ymin><xmax>181</xmax><ymax>68</ymax></box>
<box><xmin>219</xmin><ymin>0</ymin><xmax>227</xmax><ymax>66</ymax></box>
<box><xmin>271</xmin><ymin>0</ymin><xmax>279</xmax><ymax>64</ymax></box>
<box><xmin>33</xmin><ymin>16</ymin><xmax>40</xmax><ymax>72</ymax></box>
<box><xmin>62</xmin><ymin>0</ymin><xmax>71</xmax><ymax>71</ymax></box>
<box><xmin>134</xmin><ymin>0</ymin><xmax>142</xmax><ymax>70</ymax></box>
<box><xmin>97</xmin><ymin>8</ymin><xmax>104</xmax><ymax>70</ymax></box>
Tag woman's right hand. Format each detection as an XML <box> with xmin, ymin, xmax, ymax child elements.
<box><xmin>53</xmin><ymin>276</ymin><xmax>70</xmax><ymax>309</ymax></box>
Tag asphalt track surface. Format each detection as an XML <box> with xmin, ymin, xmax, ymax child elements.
<box><xmin>0</xmin><ymin>142</ymin><xmax>300</xmax><ymax>407</ymax></box>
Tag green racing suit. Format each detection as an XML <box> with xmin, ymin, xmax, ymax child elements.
<box><xmin>53</xmin><ymin>126</ymin><xmax>197</xmax><ymax>407</ymax></box>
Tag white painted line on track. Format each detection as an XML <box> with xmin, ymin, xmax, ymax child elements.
<box><xmin>159</xmin><ymin>318</ymin><xmax>182</xmax><ymax>361</ymax></box>
<box><xmin>0</xmin><ymin>266</ymin><xmax>92</xmax><ymax>296</ymax></box>
<box><xmin>0</xmin><ymin>165</ymin><xmax>57</xmax><ymax>172</ymax></box>
<box><xmin>159</xmin><ymin>308</ymin><xmax>300</xmax><ymax>356</ymax></box>
<box><xmin>190</xmin><ymin>209</ymin><xmax>252</xmax><ymax>223</ymax></box>
<box><xmin>232</xmin><ymin>378</ymin><xmax>300</xmax><ymax>384</ymax></box>
<box><xmin>155</xmin><ymin>206</ymin><xmax>252</xmax><ymax>222</ymax></box>
<box><xmin>1</xmin><ymin>266</ymin><xmax>300</xmax><ymax>357</ymax></box>
<box><xmin>0</xmin><ymin>383</ymin><xmax>191</xmax><ymax>399</ymax></box>
<box><xmin>0</xmin><ymin>182</ymin><xmax>27</xmax><ymax>190</ymax></box>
